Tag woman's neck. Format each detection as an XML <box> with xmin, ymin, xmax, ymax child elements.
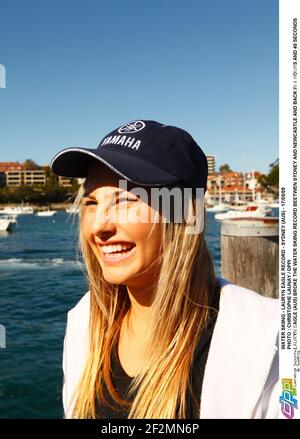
<box><xmin>117</xmin><ymin>285</ymin><xmax>156</xmax><ymax>376</ymax></box>
<box><xmin>124</xmin><ymin>284</ymin><xmax>156</xmax><ymax>339</ymax></box>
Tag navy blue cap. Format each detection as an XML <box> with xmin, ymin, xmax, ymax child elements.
<box><xmin>50</xmin><ymin>120</ymin><xmax>208</xmax><ymax>191</ymax></box>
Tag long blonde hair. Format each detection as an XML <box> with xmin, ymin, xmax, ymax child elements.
<box><xmin>70</xmin><ymin>182</ymin><xmax>218</xmax><ymax>418</ymax></box>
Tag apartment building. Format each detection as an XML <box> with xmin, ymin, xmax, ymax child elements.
<box><xmin>206</xmin><ymin>171</ymin><xmax>262</xmax><ymax>203</ymax></box>
<box><xmin>58</xmin><ymin>176</ymin><xmax>73</xmax><ymax>187</ymax></box>
<box><xmin>5</xmin><ymin>171</ymin><xmax>23</xmax><ymax>187</ymax></box>
<box><xmin>5</xmin><ymin>169</ymin><xmax>46</xmax><ymax>187</ymax></box>
<box><xmin>0</xmin><ymin>162</ymin><xmax>23</xmax><ymax>173</ymax></box>
<box><xmin>207</xmin><ymin>171</ymin><xmax>261</xmax><ymax>190</ymax></box>
<box><xmin>0</xmin><ymin>162</ymin><xmax>24</xmax><ymax>187</ymax></box>
<box><xmin>0</xmin><ymin>162</ymin><xmax>47</xmax><ymax>187</ymax></box>
<box><xmin>206</xmin><ymin>155</ymin><xmax>215</xmax><ymax>175</ymax></box>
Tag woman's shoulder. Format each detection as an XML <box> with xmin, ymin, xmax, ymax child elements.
<box><xmin>217</xmin><ymin>276</ymin><xmax>278</xmax><ymax>309</ymax></box>
<box><xmin>67</xmin><ymin>291</ymin><xmax>90</xmax><ymax>329</ymax></box>
<box><xmin>202</xmin><ymin>279</ymin><xmax>279</xmax><ymax>418</ymax></box>
<box><xmin>69</xmin><ymin>290</ymin><xmax>90</xmax><ymax>312</ymax></box>
<box><xmin>215</xmin><ymin>276</ymin><xmax>278</xmax><ymax>335</ymax></box>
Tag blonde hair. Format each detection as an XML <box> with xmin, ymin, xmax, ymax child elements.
<box><xmin>70</xmin><ymin>182</ymin><xmax>218</xmax><ymax>418</ymax></box>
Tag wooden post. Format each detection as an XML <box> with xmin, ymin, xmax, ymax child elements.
<box><xmin>221</xmin><ymin>217</ymin><xmax>279</xmax><ymax>298</ymax></box>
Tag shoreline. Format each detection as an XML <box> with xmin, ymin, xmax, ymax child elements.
<box><xmin>0</xmin><ymin>203</ymin><xmax>74</xmax><ymax>211</ymax></box>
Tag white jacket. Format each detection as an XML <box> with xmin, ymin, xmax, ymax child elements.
<box><xmin>62</xmin><ymin>277</ymin><xmax>279</xmax><ymax>419</ymax></box>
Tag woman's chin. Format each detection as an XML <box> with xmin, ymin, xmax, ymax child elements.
<box><xmin>102</xmin><ymin>269</ymin><xmax>135</xmax><ymax>286</ymax></box>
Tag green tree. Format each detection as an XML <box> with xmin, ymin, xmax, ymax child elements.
<box><xmin>219</xmin><ymin>164</ymin><xmax>232</xmax><ymax>173</ymax></box>
<box><xmin>257</xmin><ymin>159</ymin><xmax>279</xmax><ymax>195</ymax></box>
<box><xmin>0</xmin><ymin>182</ymin><xmax>79</xmax><ymax>204</ymax></box>
<box><xmin>23</xmin><ymin>159</ymin><xmax>40</xmax><ymax>170</ymax></box>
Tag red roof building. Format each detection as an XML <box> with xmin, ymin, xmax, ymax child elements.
<box><xmin>0</xmin><ymin>162</ymin><xmax>24</xmax><ymax>172</ymax></box>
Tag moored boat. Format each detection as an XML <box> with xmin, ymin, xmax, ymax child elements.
<box><xmin>36</xmin><ymin>208</ymin><xmax>57</xmax><ymax>217</ymax></box>
<box><xmin>0</xmin><ymin>205</ymin><xmax>34</xmax><ymax>215</ymax></box>
<box><xmin>0</xmin><ymin>215</ymin><xmax>17</xmax><ymax>232</ymax></box>
<box><xmin>65</xmin><ymin>206</ymin><xmax>79</xmax><ymax>214</ymax></box>
<box><xmin>215</xmin><ymin>205</ymin><xmax>272</xmax><ymax>221</ymax></box>
<box><xmin>206</xmin><ymin>202</ymin><xmax>229</xmax><ymax>212</ymax></box>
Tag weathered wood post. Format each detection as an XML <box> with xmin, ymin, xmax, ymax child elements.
<box><xmin>221</xmin><ymin>217</ymin><xmax>279</xmax><ymax>298</ymax></box>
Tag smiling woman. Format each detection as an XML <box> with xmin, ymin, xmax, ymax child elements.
<box><xmin>50</xmin><ymin>120</ymin><xmax>279</xmax><ymax>419</ymax></box>
<box><xmin>82</xmin><ymin>162</ymin><xmax>162</xmax><ymax>288</ymax></box>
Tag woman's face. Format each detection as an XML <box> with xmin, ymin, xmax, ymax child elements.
<box><xmin>82</xmin><ymin>162</ymin><xmax>162</xmax><ymax>287</ymax></box>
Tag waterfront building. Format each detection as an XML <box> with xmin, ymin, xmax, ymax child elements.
<box><xmin>58</xmin><ymin>176</ymin><xmax>73</xmax><ymax>187</ymax></box>
<box><xmin>206</xmin><ymin>171</ymin><xmax>263</xmax><ymax>203</ymax></box>
<box><xmin>206</xmin><ymin>155</ymin><xmax>215</xmax><ymax>175</ymax></box>
<box><xmin>5</xmin><ymin>169</ymin><xmax>47</xmax><ymax>187</ymax></box>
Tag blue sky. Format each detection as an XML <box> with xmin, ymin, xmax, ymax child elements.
<box><xmin>0</xmin><ymin>0</ymin><xmax>278</xmax><ymax>174</ymax></box>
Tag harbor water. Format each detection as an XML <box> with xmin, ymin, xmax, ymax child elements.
<box><xmin>0</xmin><ymin>210</ymin><xmax>277</xmax><ymax>418</ymax></box>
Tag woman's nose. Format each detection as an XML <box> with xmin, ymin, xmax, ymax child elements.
<box><xmin>90</xmin><ymin>204</ymin><xmax>116</xmax><ymax>235</ymax></box>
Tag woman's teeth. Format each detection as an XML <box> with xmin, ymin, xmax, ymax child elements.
<box><xmin>101</xmin><ymin>243</ymin><xmax>134</xmax><ymax>257</ymax></box>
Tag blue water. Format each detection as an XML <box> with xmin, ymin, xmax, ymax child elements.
<box><xmin>0</xmin><ymin>209</ymin><xmax>277</xmax><ymax>418</ymax></box>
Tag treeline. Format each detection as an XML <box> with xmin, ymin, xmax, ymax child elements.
<box><xmin>256</xmin><ymin>159</ymin><xmax>279</xmax><ymax>195</ymax></box>
<box><xmin>0</xmin><ymin>181</ymin><xmax>80</xmax><ymax>204</ymax></box>
<box><xmin>219</xmin><ymin>159</ymin><xmax>279</xmax><ymax>196</ymax></box>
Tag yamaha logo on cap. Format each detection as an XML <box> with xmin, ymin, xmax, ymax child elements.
<box><xmin>118</xmin><ymin>120</ymin><xmax>145</xmax><ymax>134</ymax></box>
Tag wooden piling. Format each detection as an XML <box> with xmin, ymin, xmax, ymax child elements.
<box><xmin>221</xmin><ymin>217</ymin><xmax>279</xmax><ymax>298</ymax></box>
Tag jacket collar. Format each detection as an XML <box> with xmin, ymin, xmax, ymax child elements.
<box><xmin>200</xmin><ymin>278</ymin><xmax>279</xmax><ymax>418</ymax></box>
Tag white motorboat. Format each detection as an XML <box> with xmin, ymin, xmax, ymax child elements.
<box><xmin>36</xmin><ymin>208</ymin><xmax>57</xmax><ymax>217</ymax></box>
<box><xmin>226</xmin><ymin>204</ymin><xmax>248</xmax><ymax>211</ymax></box>
<box><xmin>66</xmin><ymin>206</ymin><xmax>79</xmax><ymax>214</ymax></box>
<box><xmin>0</xmin><ymin>205</ymin><xmax>34</xmax><ymax>215</ymax></box>
<box><xmin>206</xmin><ymin>203</ymin><xmax>229</xmax><ymax>212</ymax></box>
<box><xmin>215</xmin><ymin>205</ymin><xmax>272</xmax><ymax>221</ymax></box>
<box><xmin>206</xmin><ymin>177</ymin><xmax>229</xmax><ymax>212</ymax></box>
<box><xmin>0</xmin><ymin>215</ymin><xmax>17</xmax><ymax>232</ymax></box>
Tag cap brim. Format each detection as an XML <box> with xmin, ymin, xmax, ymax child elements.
<box><xmin>50</xmin><ymin>147</ymin><xmax>180</xmax><ymax>186</ymax></box>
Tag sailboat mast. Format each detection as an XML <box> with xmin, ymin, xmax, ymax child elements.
<box><xmin>252</xmin><ymin>169</ymin><xmax>255</xmax><ymax>201</ymax></box>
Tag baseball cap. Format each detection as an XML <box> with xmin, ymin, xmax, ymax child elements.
<box><xmin>50</xmin><ymin>120</ymin><xmax>208</xmax><ymax>191</ymax></box>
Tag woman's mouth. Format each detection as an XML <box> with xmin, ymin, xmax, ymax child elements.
<box><xmin>99</xmin><ymin>242</ymin><xmax>136</xmax><ymax>263</ymax></box>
